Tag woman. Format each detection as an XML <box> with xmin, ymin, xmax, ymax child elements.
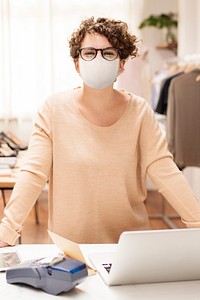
<box><xmin>1</xmin><ymin>17</ymin><xmax>200</xmax><ymax>247</ymax></box>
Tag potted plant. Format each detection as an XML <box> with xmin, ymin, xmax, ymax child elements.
<box><xmin>138</xmin><ymin>13</ymin><xmax>178</xmax><ymax>48</ymax></box>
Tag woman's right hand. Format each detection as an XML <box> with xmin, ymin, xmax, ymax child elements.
<box><xmin>0</xmin><ymin>240</ymin><xmax>9</xmax><ymax>247</ymax></box>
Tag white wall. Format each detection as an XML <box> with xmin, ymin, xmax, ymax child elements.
<box><xmin>117</xmin><ymin>0</ymin><xmax>178</xmax><ymax>102</ymax></box>
<box><xmin>178</xmin><ymin>0</ymin><xmax>200</xmax><ymax>57</ymax></box>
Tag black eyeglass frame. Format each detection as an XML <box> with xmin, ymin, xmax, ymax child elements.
<box><xmin>79</xmin><ymin>47</ymin><xmax>119</xmax><ymax>61</ymax></box>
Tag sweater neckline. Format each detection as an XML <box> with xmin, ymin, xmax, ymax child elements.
<box><xmin>72</xmin><ymin>88</ymin><xmax>132</xmax><ymax>131</ymax></box>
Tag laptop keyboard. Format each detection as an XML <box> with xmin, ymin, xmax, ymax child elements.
<box><xmin>102</xmin><ymin>263</ymin><xmax>112</xmax><ymax>273</ymax></box>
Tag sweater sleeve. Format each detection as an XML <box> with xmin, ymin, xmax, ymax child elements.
<box><xmin>143</xmin><ymin>104</ymin><xmax>200</xmax><ymax>227</ymax></box>
<box><xmin>0</xmin><ymin>99</ymin><xmax>53</xmax><ymax>245</ymax></box>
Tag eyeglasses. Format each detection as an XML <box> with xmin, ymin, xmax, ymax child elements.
<box><xmin>79</xmin><ymin>47</ymin><xmax>119</xmax><ymax>61</ymax></box>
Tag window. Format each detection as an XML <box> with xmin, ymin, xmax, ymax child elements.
<box><xmin>0</xmin><ymin>0</ymin><xmax>131</xmax><ymax>117</ymax></box>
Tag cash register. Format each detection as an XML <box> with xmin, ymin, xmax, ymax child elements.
<box><xmin>6</xmin><ymin>255</ymin><xmax>88</xmax><ymax>295</ymax></box>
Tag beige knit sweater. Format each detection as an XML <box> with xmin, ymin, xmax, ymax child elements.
<box><xmin>1</xmin><ymin>89</ymin><xmax>200</xmax><ymax>245</ymax></box>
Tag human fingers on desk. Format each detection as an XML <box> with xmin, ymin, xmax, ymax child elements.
<box><xmin>0</xmin><ymin>241</ymin><xmax>10</xmax><ymax>248</ymax></box>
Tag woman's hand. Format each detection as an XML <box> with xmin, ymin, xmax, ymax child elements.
<box><xmin>0</xmin><ymin>240</ymin><xmax>9</xmax><ymax>247</ymax></box>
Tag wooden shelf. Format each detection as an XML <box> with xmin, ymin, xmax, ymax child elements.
<box><xmin>156</xmin><ymin>42</ymin><xmax>177</xmax><ymax>54</ymax></box>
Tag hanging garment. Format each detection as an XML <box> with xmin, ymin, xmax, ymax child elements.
<box><xmin>155</xmin><ymin>72</ymin><xmax>183</xmax><ymax>115</ymax></box>
<box><xmin>167</xmin><ymin>69</ymin><xmax>200</xmax><ymax>169</ymax></box>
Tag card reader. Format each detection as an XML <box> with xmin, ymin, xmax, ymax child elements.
<box><xmin>6</xmin><ymin>255</ymin><xmax>88</xmax><ymax>295</ymax></box>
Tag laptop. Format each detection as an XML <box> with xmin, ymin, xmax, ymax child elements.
<box><xmin>89</xmin><ymin>228</ymin><xmax>200</xmax><ymax>286</ymax></box>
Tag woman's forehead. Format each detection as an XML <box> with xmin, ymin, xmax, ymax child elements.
<box><xmin>81</xmin><ymin>33</ymin><xmax>112</xmax><ymax>48</ymax></box>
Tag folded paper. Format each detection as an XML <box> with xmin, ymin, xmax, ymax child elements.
<box><xmin>48</xmin><ymin>230</ymin><xmax>96</xmax><ymax>276</ymax></box>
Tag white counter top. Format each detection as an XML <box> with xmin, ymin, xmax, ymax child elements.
<box><xmin>1</xmin><ymin>244</ymin><xmax>200</xmax><ymax>300</ymax></box>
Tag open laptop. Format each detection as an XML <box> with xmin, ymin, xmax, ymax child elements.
<box><xmin>89</xmin><ymin>228</ymin><xmax>200</xmax><ymax>286</ymax></box>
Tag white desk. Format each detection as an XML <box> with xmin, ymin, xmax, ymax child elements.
<box><xmin>1</xmin><ymin>244</ymin><xmax>200</xmax><ymax>300</ymax></box>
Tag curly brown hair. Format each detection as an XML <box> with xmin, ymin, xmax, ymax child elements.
<box><xmin>69</xmin><ymin>17</ymin><xmax>139</xmax><ymax>61</ymax></box>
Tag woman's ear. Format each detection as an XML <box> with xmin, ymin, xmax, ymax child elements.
<box><xmin>118</xmin><ymin>59</ymin><xmax>126</xmax><ymax>76</ymax></box>
<box><xmin>74</xmin><ymin>59</ymin><xmax>80</xmax><ymax>74</ymax></box>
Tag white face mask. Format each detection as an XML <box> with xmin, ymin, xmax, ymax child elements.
<box><xmin>79</xmin><ymin>57</ymin><xmax>120</xmax><ymax>90</ymax></box>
